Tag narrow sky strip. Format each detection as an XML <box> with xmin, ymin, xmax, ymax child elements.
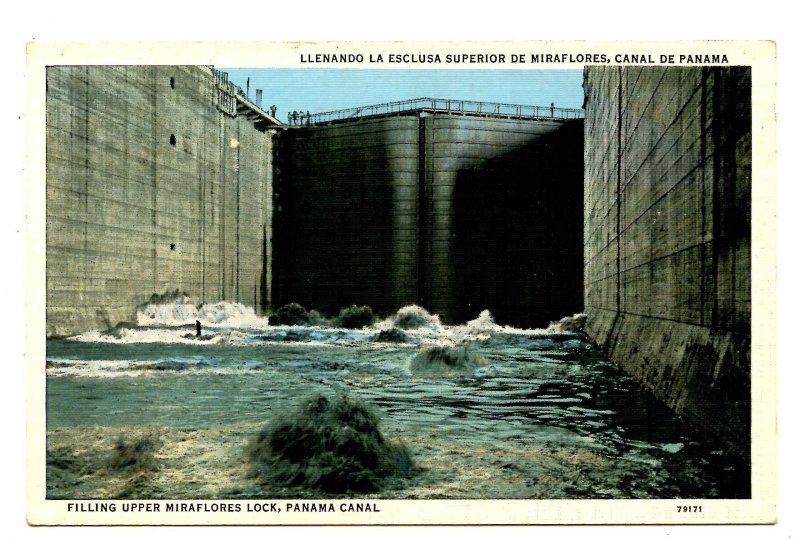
<box><xmin>221</xmin><ymin>68</ymin><xmax>583</xmax><ymax>122</ymax></box>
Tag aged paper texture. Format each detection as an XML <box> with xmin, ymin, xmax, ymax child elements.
<box><xmin>26</xmin><ymin>40</ymin><xmax>776</xmax><ymax>525</ymax></box>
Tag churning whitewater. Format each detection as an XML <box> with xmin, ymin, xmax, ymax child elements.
<box><xmin>46</xmin><ymin>301</ymin><xmax>747</xmax><ymax>500</ymax></box>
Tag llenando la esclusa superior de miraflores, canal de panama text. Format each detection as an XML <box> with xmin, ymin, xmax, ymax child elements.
<box><xmin>299</xmin><ymin>52</ymin><xmax>729</xmax><ymax>64</ymax></box>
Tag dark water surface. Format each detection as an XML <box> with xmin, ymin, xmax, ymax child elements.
<box><xmin>46</xmin><ymin>325</ymin><xmax>749</xmax><ymax>499</ymax></box>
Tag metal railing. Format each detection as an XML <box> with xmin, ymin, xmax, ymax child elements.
<box><xmin>211</xmin><ymin>68</ymin><xmax>247</xmax><ymax>98</ymax></box>
<box><xmin>290</xmin><ymin>98</ymin><xmax>584</xmax><ymax>126</ymax></box>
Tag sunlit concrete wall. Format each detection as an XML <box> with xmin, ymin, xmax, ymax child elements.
<box><xmin>46</xmin><ymin>66</ymin><xmax>274</xmax><ymax>336</ymax></box>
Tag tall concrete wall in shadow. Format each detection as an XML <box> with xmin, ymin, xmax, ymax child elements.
<box><xmin>46</xmin><ymin>66</ymin><xmax>274</xmax><ymax>336</ymax></box>
<box><xmin>583</xmin><ymin>66</ymin><xmax>751</xmax><ymax>459</ymax></box>
<box><xmin>274</xmin><ymin>113</ymin><xmax>583</xmax><ymax>326</ymax></box>
<box><xmin>273</xmin><ymin>116</ymin><xmax>419</xmax><ymax>315</ymax></box>
<box><xmin>428</xmin><ymin>115</ymin><xmax>583</xmax><ymax>326</ymax></box>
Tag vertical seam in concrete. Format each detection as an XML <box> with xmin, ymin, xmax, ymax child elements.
<box><xmin>122</xmin><ymin>69</ymin><xmax>130</xmax><ymax>314</ymax></box>
<box><xmin>616</xmin><ymin>67</ymin><xmax>623</xmax><ymax>316</ymax></box>
<box><xmin>711</xmin><ymin>67</ymin><xmax>721</xmax><ymax>330</ymax></box>
<box><xmin>728</xmin><ymin>69</ymin><xmax>738</xmax><ymax>328</ymax></box>
<box><xmin>261</xmin><ymin>221</ymin><xmax>268</xmax><ymax>313</ymax></box>
<box><xmin>236</xmin><ymin>119</ymin><xmax>241</xmax><ymax>301</ymax></box>
<box><xmin>417</xmin><ymin>113</ymin><xmax>427</xmax><ymax>306</ymax></box>
<box><xmin>272</xmin><ymin>132</ymin><xmax>282</xmax><ymax>307</ymax></box>
<box><xmin>200</xmin><ymin>75</ymin><xmax>206</xmax><ymax>304</ymax></box>
<box><xmin>255</xmin><ymin>129</ymin><xmax>262</xmax><ymax>312</ymax></box>
<box><xmin>151</xmin><ymin>67</ymin><xmax>158</xmax><ymax>293</ymax></box>
<box><xmin>700</xmin><ymin>68</ymin><xmax>708</xmax><ymax>326</ymax></box>
<box><xmin>261</xmin><ymin>130</ymin><xmax>274</xmax><ymax>313</ymax></box>
<box><xmin>83</xmin><ymin>67</ymin><xmax>90</xmax><ymax>286</ymax></box>
<box><xmin>219</xmin><ymin>109</ymin><xmax>226</xmax><ymax>299</ymax></box>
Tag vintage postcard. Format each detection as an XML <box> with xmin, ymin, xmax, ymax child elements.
<box><xmin>25</xmin><ymin>40</ymin><xmax>777</xmax><ymax>525</ymax></box>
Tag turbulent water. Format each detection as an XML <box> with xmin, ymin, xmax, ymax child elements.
<box><xmin>45</xmin><ymin>303</ymin><xmax>748</xmax><ymax>500</ymax></box>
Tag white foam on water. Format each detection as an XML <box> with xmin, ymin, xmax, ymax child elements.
<box><xmin>377</xmin><ymin>305</ymin><xmax>442</xmax><ymax>331</ymax></box>
<box><xmin>45</xmin><ymin>358</ymin><xmax>266</xmax><ymax>378</ymax></box>
<box><xmin>545</xmin><ymin>313</ymin><xmax>588</xmax><ymax>333</ymax></box>
<box><xmin>68</xmin><ymin>328</ymin><xmax>251</xmax><ymax>346</ymax></box>
<box><xmin>411</xmin><ymin>309</ymin><xmax>586</xmax><ymax>347</ymax></box>
<box><xmin>447</xmin><ymin>309</ymin><xmax>502</xmax><ymax>343</ymax></box>
<box><xmin>661</xmin><ymin>442</ymin><xmax>685</xmax><ymax>454</ymax></box>
<box><xmin>137</xmin><ymin>296</ymin><xmax>198</xmax><ymax>326</ymax></box>
<box><xmin>198</xmin><ymin>301</ymin><xmax>266</xmax><ymax>329</ymax></box>
<box><xmin>46</xmin><ymin>359</ymin><xmax>149</xmax><ymax>378</ymax></box>
<box><xmin>136</xmin><ymin>297</ymin><xmax>268</xmax><ymax>329</ymax></box>
<box><xmin>464</xmin><ymin>309</ymin><xmax>503</xmax><ymax>333</ymax></box>
<box><xmin>70</xmin><ymin>297</ymin><xmax>588</xmax><ymax>349</ymax></box>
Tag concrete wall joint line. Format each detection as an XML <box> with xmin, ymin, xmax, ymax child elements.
<box><xmin>618</xmin><ymin>67</ymin><xmax>667</xmax><ymax>156</ymax></box>
<box><xmin>621</xmin><ymin>78</ymin><xmax>703</xmax><ymax>184</ymax></box>
<box><xmin>616</xmin><ymin>161</ymin><xmax>706</xmax><ymax>238</ymax></box>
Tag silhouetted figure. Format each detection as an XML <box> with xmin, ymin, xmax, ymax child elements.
<box><xmin>550</xmin><ymin>102</ymin><xmax>555</xmax><ymax>117</ymax></box>
<box><xmin>270</xmin><ymin>105</ymin><xmax>277</xmax><ymax>117</ymax></box>
<box><xmin>292</xmin><ymin>110</ymin><xmax>299</xmax><ymax>125</ymax></box>
<box><xmin>306</xmin><ymin>110</ymin><xmax>311</xmax><ymax>126</ymax></box>
<box><xmin>195</xmin><ymin>320</ymin><xmax>202</xmax><ymax>337</ymax></box>
<box><xmin>287</xmin><ymin>111</ymin><xmax>293</xmax><ymax>124</ymax></box>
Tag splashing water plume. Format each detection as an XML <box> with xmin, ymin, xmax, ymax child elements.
<box><xmin>247</xmin><ymin>394</ymin><xmax>414</xmax><ymax>494</ymax></box>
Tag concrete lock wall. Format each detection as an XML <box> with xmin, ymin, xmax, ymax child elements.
<box><xmin>273</xmin><ymin>115</ymin><xmax>420</xmax><ymax>316</ymax></box>
<box><xmin>46</xmin><ymin>66</ymin><xmax>274</xmax><ymax>336</ymax></box>
<box><xmin>583</xmin><ymin>66</ymin><xmax>751</xmax><ymax>459</ymax></box>
<box><xmin>424</xmin><ymin>114</ymin><xmax>583</xmax><ymax>326</ymax></box>
<box><xmin>274</xmin><ymin>112</ymin><xmax>583</xmax><ymax>326</ymax></box>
